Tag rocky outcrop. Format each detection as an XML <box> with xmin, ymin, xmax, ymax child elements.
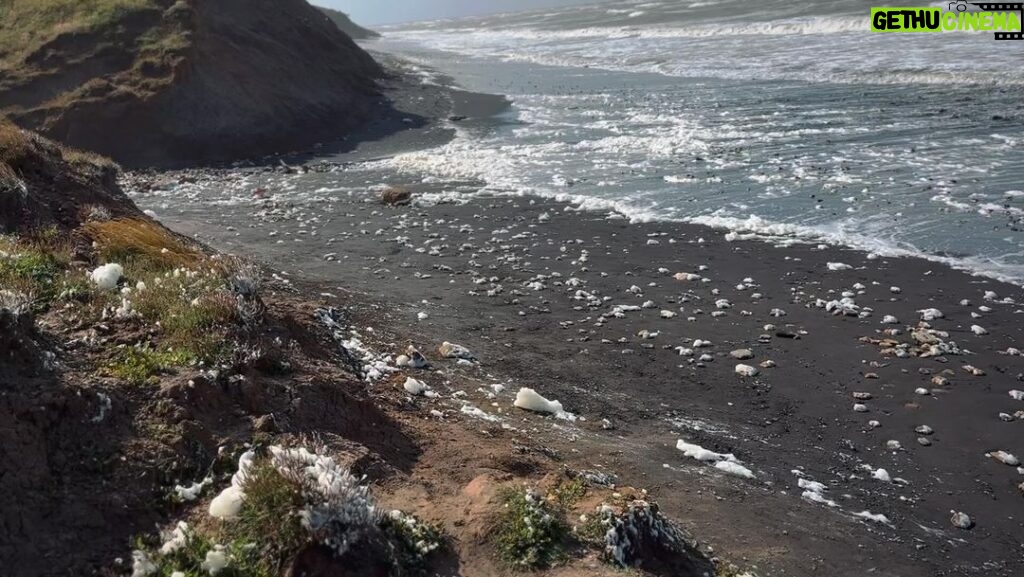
<box><xmin>317</xmin><ymin>6</ymin><xmax>382</xmax><ymax>39</ymax></box>
<box><xmin>1</xmin><ymin>0</ymin><xmax>384</xmax><ymax>168</ymax></box>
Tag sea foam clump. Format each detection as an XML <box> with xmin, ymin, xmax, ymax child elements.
<box><xmin>514</xmin><ymin>387</ymin><xmax>576</xmax><ymax>420</ymax></box>
<box><xmin>598</xmin><ymin>500</ymin><xmax>698</xmax><ymax>569</ymax></box>
<box><xmin>268</xmin><ymin>446</ymin><xmax>380</xmax><ymax>557</ymax></box>
<box><xmin>91</xmin><ymin>263</ymin><xmax>123</xmax><ymax>290</ymax></box>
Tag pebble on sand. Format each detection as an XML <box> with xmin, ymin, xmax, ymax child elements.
<box><xmin>439</xmin><ymin>341</ymin><xmax>474</xmax><ymax>360</ymax></box>
<box><xmin>730</xmin><ymin>349</ymin><xmax>754</xmax><ymax>360</ymax></box>
<box><xmin>950</xmin><ymin>511</ymin><xmax>974</xmax><ymax>530</ymax></box>
<box><xmin>403</xmin><ymin>377</ymin><xmax>430</xmax><ymax>396</ymax></box>
<box><xmin>987</xmin><ymin>451</ymin><xmax>1020</xmax><ymax>466</ymax></box>
<box><xmin>735</xmin><ymin>364</ymin><xmax>759</xmax><ymax>377</ymax></box>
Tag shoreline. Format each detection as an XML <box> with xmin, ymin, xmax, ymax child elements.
<box><xmin>130</xmin><ymin>179</ymin><xmax>1024</xmax><ymax>577</ymax></box>
<box><xmin>118</xmin><ymin>54</ymin><xmax>1024</xmax><ymax>577</ymax></box>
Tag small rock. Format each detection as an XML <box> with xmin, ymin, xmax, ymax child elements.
<box><xmin>730</xmin><ymin>349</ymin><xmax>754</xmax><ymax>360</ymax></box>
<box><xmin>963</xmin><ymin>365</ymin><xmax>985</xmax><ymax>376</ymax></box>
<box><xmin>950</xmin><ymin>511</ymin><xmax>974</xmax><ymax>530</ymax></box>
<box><xmin>438</xmin><ymin>341</ymin><xmax>474</xmax><ymax>360</ymax></box>
<box><xmin>406</xmin><ymin>346</ymin><xmax>430</xmax><ymax>368</ymax></box>
<box><xmin>917</xmin><ymin>437</ymin><xmax>932</xmax><ymax>447</ymax></box>
<box><xmin>853</xmin><ymin>392</ymin><xmax>873</xmax><ymax>400</ymax></box>
<box><xmin>381</xmin><ymin>186</ymin><xmax>413</xmax><ymax>206</ymax></box>
<box><xmin>252</xmin><ymin>414</ymin><xmax>277</xmax><ymax>434</ymax></box>
<box><xmin>854</xmin><ymin>404</ymin><xmax>869</xmax><ymax>413</ymax></box>
<box><xmin>403</xmin><ymin>377</ymin><xmax>430</xmax><ymax>396</ymax></box>
<box><xmin>735</xmin><ymin>364</ymin><xmax>759</xmax><ymax>377</ymax></box>
<box><xmin>915</xmin><ymin>425</ymin><xmax>934</xmax><ymax>435</ymax></box>
<box><xmin>987</xmin><ymin>451</ymin><xmax>1020</xmax><ymax>466</ymax></box>
<box><xmin>759</xmin><ymin>360</ymin><xmax>776</xmax><ymax>368</ymax></box>
<box><xmin>932</xmin><ymin>376</ymin><xmax>949</xmax><ymax>386</ymax></box>
<box><xmin>886</xmin><ymin>440</ymin><xmax>902</xmax><ymax>451</ymax></box>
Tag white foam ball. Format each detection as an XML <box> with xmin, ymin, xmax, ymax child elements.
<box><xmin>90</xmin><ymin>263</ymin><xmax>123</xmax><ymax>291</ymax></box>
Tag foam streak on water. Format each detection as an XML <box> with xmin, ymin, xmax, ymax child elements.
<box><xmin>367</xmin><ymin>0</ymin><xmax>1024</xmax><ymax>283</ymax></box>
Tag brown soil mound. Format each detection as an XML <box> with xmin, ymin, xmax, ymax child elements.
<box><xmin>1</xmin><ymin>0</ymin><xmax>383</xmax><ymax>168</ymax></box>
<box><xmin>0</xmin><ymin>121</ymin><xmax>141</xmax><ymax>233</ymax></box>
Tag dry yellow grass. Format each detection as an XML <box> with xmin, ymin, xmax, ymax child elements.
<box><xmin>81</xmin><ymin>218</ymin><xmax>202</xmax><ymax>269</ymax></box>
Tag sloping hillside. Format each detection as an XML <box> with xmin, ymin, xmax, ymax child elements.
<box><xmin>317</xmin><ymin>5</ymin><xmax>381</xmax><ymax>39</ymax></box>
<box><xmin>0</xmin><ymin>0</ymin><xmax>383</xmax><ymax>168</ymax></box>
<box><xmin>0</xmin><ymin>119</ymin><xmax>140</xmax><ymax>232</ymax></box>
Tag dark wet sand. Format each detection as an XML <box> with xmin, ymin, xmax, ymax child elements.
<box><xmin>127</xmin><ymin>76</ymin><xmax>1024</xmax><ymax>577</ymax></box>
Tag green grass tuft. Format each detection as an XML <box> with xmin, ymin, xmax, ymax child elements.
<box><xmin>106</xmin><ymin>345</ymin><xmax>196</xmax><ymax>385</ymax></box>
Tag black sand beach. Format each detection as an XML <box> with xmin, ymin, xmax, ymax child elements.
<box><xmin>124</xmin><ymin>70</ymin><xmax>1024</xmax><ymax>577</ymax></box>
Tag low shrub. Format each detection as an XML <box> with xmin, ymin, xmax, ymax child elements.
<box><xmin>494</xmin><ymin>487</ymin><xmax>568</xmax><ymax>570</ymax></box>
<box><xmin>130</xmin><ymin>446</ymin><xmax>446</xmax><ymax>577</ymax></box>
<box><xmin>0</xmin><ymin>234</ymin><xmax>71</xmax><ymax>311</ymax></box>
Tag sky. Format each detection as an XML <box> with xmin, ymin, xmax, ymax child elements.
<box><xmin>317</xmin><ymin>0</ymin><xmax>597</xmax><ymax>26</ymax></box>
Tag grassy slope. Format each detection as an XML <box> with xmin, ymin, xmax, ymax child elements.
<box><xmin>0</xmin><ymin>0</ymin><xmax>157</xmax><ymax>67</ymax></box>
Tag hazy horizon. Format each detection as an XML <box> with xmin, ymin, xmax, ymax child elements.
<box><xmin>316</xmin><ymin>0</ymin><xmax>598</xmax><ymax>26</ymax></box>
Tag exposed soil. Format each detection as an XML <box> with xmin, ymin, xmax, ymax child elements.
<box><xmin>0</xmin><ymin>121</ymin><xmax>141</xmax><ymax>234</ymax></box>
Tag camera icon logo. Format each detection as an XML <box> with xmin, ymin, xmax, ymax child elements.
<box><xmin>948</xmin><ymin>1</ymin><xmax>969</xmax><ymax>11</ymax></box>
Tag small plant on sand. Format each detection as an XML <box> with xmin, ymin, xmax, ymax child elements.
<box><xmin>381</xmin><ymin>510</ymin><xmax>446</xmax><ymax>576</ymax></box>
<box><xmin>495</xmin><ymin>487</ymin><xmax>569</xmax><ymax>570</ymax></box>
<box><xmin>553</xmin><ymin>477</ymin><xmax>588</xmax><ymax>509</ymax></box>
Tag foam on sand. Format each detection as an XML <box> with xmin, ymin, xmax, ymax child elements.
<box><xmin>513</xmin><ymin>387</ymin><xmax>576</xmax><ymax>421</ymax></box>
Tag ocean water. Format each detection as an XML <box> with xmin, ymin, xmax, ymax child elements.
<box><xmin>367</xmin><ymin>0</ymin><xmax>1024</xmax><ymax>283</ymax></box>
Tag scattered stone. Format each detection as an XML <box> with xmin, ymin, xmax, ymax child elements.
<box><xmin>854</xmin><ymin>404</ymin><xmax>869</xmax><ymax>413</ymax></box>
<box><xmin>853</xmin><ymin>392</ymin><xmax>872</xmax><ymax>400</ymax></box>
<box><xmin>403</xmin><ymin>377</ymin><xmax>430</xmax><ymax>396</ymax></box>
<box><xmin>950</xmin><ymin>511</ymin><xmax>974</xmax><ymax>530</ymax></box>
<box><xmin>917</xmin><ymin>437</ymin><xmax>932</xmax><ymax>447</ymax></box>
<box><xmin>963</xmin><ymin>365</ymin><xmax>985</xmax><ymax>376</ymax></box>
<box><xmin>932</xmin><ymin>376</ymin><xmax>949</xmax><ymax>386</ymax></box>
<box><xmin>1009</xmin><ymin>390</ymin><xmax>1024</xmax><ymax>401</ymax></box>
<box><xmin>730</xmin><ymin>349</ymin><xmax>754</xmax><ymax>360</ymax></box>
<box><xmin>381</xmin><ymin>186</ymin><xmax>413</xmax><ymax>206</ymax></box>
<box><xmin>735</xmin><ymin>364</ymin><xmax>758</xmax><ymax>377</ymax></box>
<box><xmin>915</xmin><ymin>425</ymin><xmax>934</xmax><ymax>435</ymax></box>
<box><xmin>759</xmin><ymin>360</ymin><xmax>776</xmax><ymax>369</ymax></box>
<box><xmin>886</xmin><ymin>440</ymin><xmax>902</xmax><ymax>451</ymax></box>
<box><xmin>438</xmin><ymin>341</ymin><xmax>474</xmax><ymax>360</ymax></box>
<box><xmin>405</xmin><ymin>345</ymin><xmax>430</xmax><ymax>369</ymax></box>
<box><xmin>987</xmin><ymin>451</ymin><xmax>1020</xmax><ymax>466</ymax></box>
